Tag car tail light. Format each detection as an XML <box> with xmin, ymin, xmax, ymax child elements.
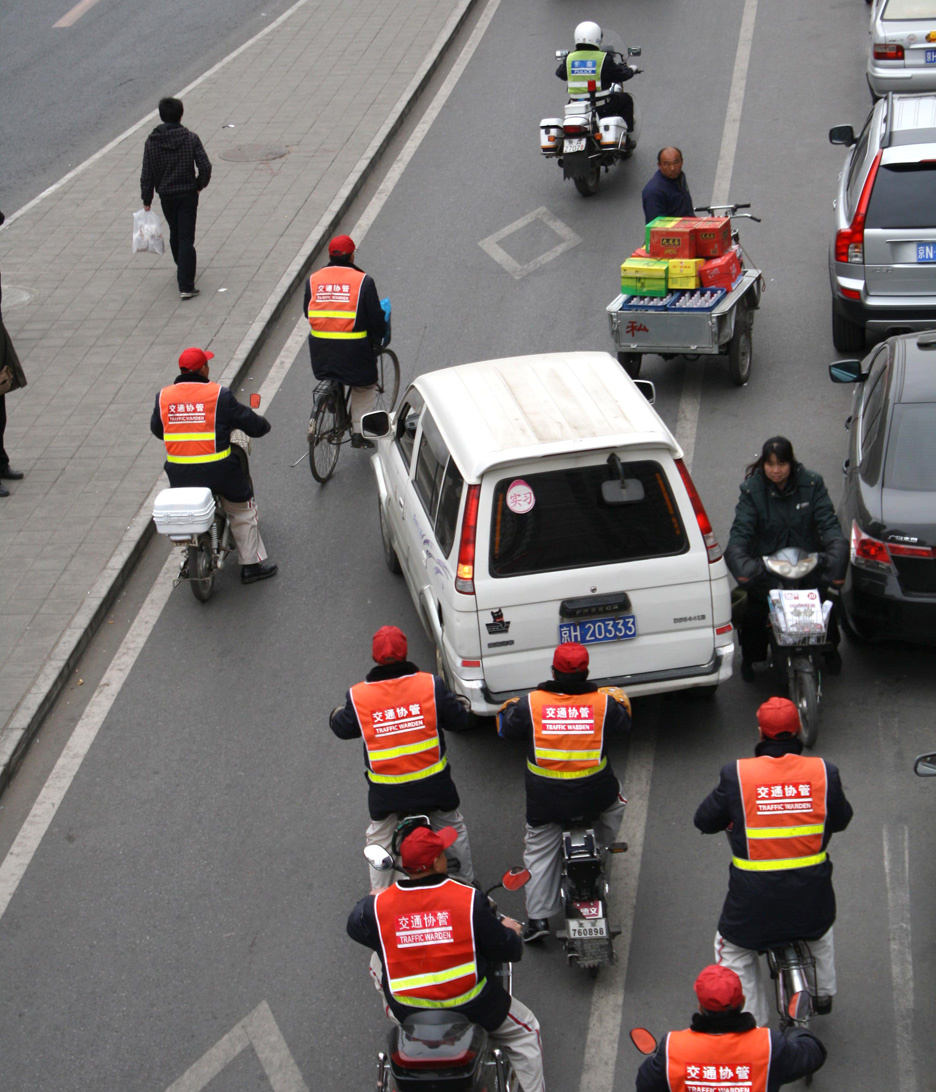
<box><xmin>675</xmin><ymin>459</ymin><xmax>722</xmax><ymax>562</ymax></box>
<box><xmin>455</xmin><ymin>484</ymin><xmax>481</xmax><ymax>594</ymax></box>
<box><xmin>564</xmin><ymin>123</ymin><xmax>587</xmax><ymax>134</ymax></box>
<box><xmin>851</xmin><ymin>520</ymin><xmax>894</xmax><ymax>572</ymax></box>
<box><xmin>873</xmin><ymin>42</ymin><xmax>905</xmax><ymax>60</ymax></box>
<box><xmin>835</xmin><ymin>150</ymin><xmax>882</xmax><ymax>264</ymax></box>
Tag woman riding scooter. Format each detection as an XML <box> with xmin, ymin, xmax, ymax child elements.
<box><xmin>725</xmin><ymin>437</ymin><xmax>848</xmax><ymax>681</ymax></box>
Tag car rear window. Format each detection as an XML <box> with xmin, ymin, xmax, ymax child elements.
<box><xmin>882</xmin><ymin>0</ymin><xmax>936</xmax><ymax>18</ymax></box>
<box><xmin>885</xmin><ymin>403</ymin><xmax>936</xmax><ymax>491</ymax></box>
<box><xmin>866</xmin><ymin>163</ymin><xmax>936</xmax><ymax>229</ymax></box>
<box><xmin>489</xmin><ymin>460</ymin><xmax>688</xmax><ymax>577</ymax></box>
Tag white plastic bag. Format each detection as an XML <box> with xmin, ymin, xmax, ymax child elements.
<box><xmin>132</xmin><ymin>208</ymin><xmax>165</xmax><ymax>255</ymax></box>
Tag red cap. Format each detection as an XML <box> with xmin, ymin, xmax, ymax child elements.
<box><xmin>328</xmin><ymin>234</ymin><xmax>356</xmax><ymax>256</ymax></box>
<box><xmin>757</xmin><ymin>696</ymin><xmax>801</xmax><ymax>739</ymax></box>
<box><xmin>372</xmin><ymin>625</ymin><xmax>407</xmax><ymax>665</ymax></box>
<box><xmin>695</xmin><ymin>965</ymin><xmax>744</xmax><ymax>1012</ymax></box>
<box><xmin>400</xmin><ymin>826</ymin><xmax>457</xmax><ymax>872</ymax></box>
<box><xmin>553</xmin><ymin>642</ymin><xmax>589</xmax><ymax>673</ymax></box>
<box><xmin>178</xmin><ymin>347</ymin><xmax>214</xmax><ymax>371</ymax></box>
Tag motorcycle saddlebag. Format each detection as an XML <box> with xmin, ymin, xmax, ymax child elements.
<box><xmin>152</xmin><ymin>487</ymin><xmax>215</xmax><ymax>536</ymax></box>
<box><xmin>598</xmin><ymin>115</ymin><xmax>627</xmax><ymax>148</ymax></box>
<box><xmin>389</xmin><ymin>1013</ymin><xmax>488</xmax><ymax>1092</ymax></box>
<box><xmin>540</xmin><ymin>117</ymin><xmax>563</xmax><ymax>154</ymax></box>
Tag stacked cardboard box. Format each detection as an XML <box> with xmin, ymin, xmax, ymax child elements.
<box><xmin>621</xmin><ymin>257</ymin><xmax>669</xmax><ymax>297</ymax></box>
<box><xmin>668</xmin><ymin>258</ymin><xmax>706</xmax><ymax>290</ymax></box>
<box><xmin>624</xmin><ymin>217</ymin><xmax>740</xmax><ymax>298</ymax></box>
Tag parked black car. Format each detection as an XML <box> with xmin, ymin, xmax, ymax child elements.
<box><xmin>829</xmin><ymin>331</ymin><xmax>936</xmax><ymax>642</ymax></box>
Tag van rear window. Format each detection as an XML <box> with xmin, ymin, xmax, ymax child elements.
<box><xmin>489</xmin><ymin>461</ymin><xmax>687</xmax><ymax>577</ymax></box>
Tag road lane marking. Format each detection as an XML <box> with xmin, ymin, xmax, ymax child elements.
<box><xmin>883</xmin><ymin>823</ymin><xmax>917</xmax><ymax>1092</ymax></box>
<box><xmin>165</xmin><ymin>1001</ymin><xmax>308</xmax><ymax>1092</ymax></box>
<box><xmin>53</xmin><ymin>0</ymin><xmax>106</xmax><ymax>27</ymax></box>
<box><xmin>479</xmin><ymin>208</ymin><xmax>581</xmax><ymax>280</ymax></box>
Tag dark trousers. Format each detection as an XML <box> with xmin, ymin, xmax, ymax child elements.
<box><xmin>159</xmin><ymin>191</ymin><xmax>199</xmax><ymax>292</ymax></box>
<box><xmin>599</xmin><ymin>92</ymin><xmax>634</xmax><ymax>132</ymax></box>
<box><xmin>0</xmin><ymin>394</ymin><xmax>7</xmax><ymax>467</ymax></box>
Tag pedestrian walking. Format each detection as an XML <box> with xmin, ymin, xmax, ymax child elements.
<box><xmin>0</xmin><ymin>209</ymin><xmax>27</xmax><ymax>498</ymax></box>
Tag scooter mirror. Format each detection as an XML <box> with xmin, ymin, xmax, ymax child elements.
<box><xmin>630</xmin><ymin>1028</ymin><xmax>657</xmax><ymax>1055</ymax></box>
<box><xmin>501</xmin><ymin>867</ymin><xmax>531</xmax><ymax>892</ymax></box>
<box><xmin>914</xmin><ymin>752</ymin><xmax>936</xmax><ymax>777</ymax></box>
<box><xmin>364</xmin><ymin>844</ymin><xmax>395</xmax><ymax>871</ymax></box>
<box><xmin>249</xmin><ymin>392</ymin><xmax>262</xmax><ymax>409</ymax></box>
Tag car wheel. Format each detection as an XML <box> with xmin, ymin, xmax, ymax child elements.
<box><xmin>832</xmin><ymin>308</ymin><xmax>865</xmax><ymax>353</ymax></box>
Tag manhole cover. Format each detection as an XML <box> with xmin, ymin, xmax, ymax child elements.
<box><xmin>218</xmin><ymin>143</ymin><xmax>288</xmax><ymax>163</ymax></box>
<box><xmin>3</xmin><ymin>285</ymin><xmax>35</xmax><ymax>309</ymax></box>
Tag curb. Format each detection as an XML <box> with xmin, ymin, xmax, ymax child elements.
<box><xmin>0</xmin><ymin>0</ymin><xmax>480</xmax><ymax>795</ymax></box>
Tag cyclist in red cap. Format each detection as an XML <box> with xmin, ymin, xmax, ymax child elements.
<box><xmin>347</xmin><ymin>825</ymin><xmax>546</xmax><ymax>1092</ymax></box>
<box><xmin>497</xmin><ymin>642</ymin><xmax>631</xmax><ymax>942</ymax></box>
<box><xmin>635</xmin><ymin>964</ymin><xmax>825</xmax><ymax>1091</ymax></box>
<box><xmin>694</xmin><ymin>697</ymin><xmax>852</xmax><ymax>1026</ymax></box>
<box><xmin>304</xmin><ymin>234</ymin><xmax>387</xmax><ymax>449</ymax></box>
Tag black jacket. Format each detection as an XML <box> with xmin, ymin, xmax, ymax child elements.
<box><xmin>347</xmin><ymin>873</ymin><xmax>522</xmax><ymax>1030</ymax></box>
<box><xmin>140</xmin><ymin>123</ymin><xmax>212</xmax><ymax>204</ymax></box>
<box><xmin>330</xmin><ymin>661</ymin><xmax>468</xmax><ymax>820</ymax></box>
<box><xmin>304</xmin><ymin>258</ymin><xmax>386</xmax><ymax>387</ymax></box>
<box><xmin>641</xmin><ymin>169</ymin><xmax>695</xmax><ymax>222</ymax></box>
<box><xmin>725</xmin><ymin>463</ymin><xmax>848</xmax><ymax>588</ymax></box>
<box><xmin>497</xmin><ymin>677</ymin><xmax>630</xmax><ymax>826</ymax></box>
<box><xmin>694</xmin><ymin>737</ymin><xmax>853</xmax><ymax>950</ymax></box>
<box><xmin>636</xmin><ymin>1010</ymin><xmax>825</xmax><ymax>1092</ymax></box>
<box><xmin>150</xmin><ymin>372</ymin><xmax>270</xmax><ymax>502</ymax></box>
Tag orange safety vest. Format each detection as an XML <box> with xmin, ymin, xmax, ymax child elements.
<box><xmin>665</xmin><ymin>1028</ymin><xmax>771</xmax><ymax>1092</ymax></box>
<box><xmin>526</xmin><ymin>690</ymin><xmax>611</xmax><ymax>779</ymax></box>
<box><xmin>350</xmin><ymin>673</ymin><xmax>446</xmax><ymax>785</ymax></box>
<box><xmin>158</xmin><ymin>382</ymin><xmax>231</xmax><ymax>464</ymax></box>
<box><xmin>374</xmin><ymin>879</ymin><xmax>483</xmax><ymax>1007</ymax></box>
<box><xmin>307</xmin><ymin>267</ymin><xmax>368</xmax><ymax>340</ymax></box>
<box><xmin>734</xmin><ymin>755</ymin><xmax>829</xmax><ymax>873</ymax></box>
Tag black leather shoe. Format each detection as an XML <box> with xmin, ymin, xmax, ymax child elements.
<box><xmin>0</xmin><ymin>483</ymin><xmax>9</xmax><ymax>498</ymax></box>
<box><xmin>740</xmin><ymin>660</ymin><xmax>754</xmax><ymax>682</ymax></box>
<box><xmin>813</xmin><ymin>995</ymin><xmax>833</xmax><ymax>1015</ymax></box>
<box><xmin>241</xmin><ymin>562</ymin><xmax>278</xmax><ymax>585</ymax></box>
<box><xmin>522</xmin><ymin>918</ymin><xmax>550</xmax><ymax>944</ymax></box>
<box><xmin>350</xmin><ymin>433</ymin><xmax>375</xmax><ymax>450</ymax></box>
<box><xmin>0</xmin><ymin>465</ymin><xmax>23</xmax><ymax>480</ymax></box>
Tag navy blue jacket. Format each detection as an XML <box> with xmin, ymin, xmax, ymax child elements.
<box><xmin>641</xmin><ymin>169</ymin><xmax>695</xmax><ymax>222</ymax></box>
<box><xmin>694</xmin><ymin>737</ymin><xmax>853</xmax><ymax>950</ymax></box>
<box><xmin>304</xmin><ymin>258</ymin><xmax>386</xmax><ymax>387</ymax></box>
<box><xmin>347</xmin><ymin>873</ymin><xmax>522</xmax><ymax>1030</ymax></box>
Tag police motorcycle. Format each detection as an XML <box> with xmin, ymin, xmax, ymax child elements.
<box><xmin>364</xmin><ymin>829</ymin><xmax>529</xmax><ymax>1092</ymax></box>
<box><xmin>151</xmin><ymin>393</ymin><xmax>262</xmax><ymax>603</ymax></box>
<box><xmin>556</xmin><ymin>819</ymin><xmax>628</xmax><ymax>978</ymax></box>
<box><xmin>540</xmin><ymin>30</ymin><xmax>643</xmax><ymax>197</ymax></box>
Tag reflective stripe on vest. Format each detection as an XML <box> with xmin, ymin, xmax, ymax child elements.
<box><xmin>734</xmin><ymin>754</ymin><xmax>829</xmax><ymax>872</ymax></box>
<box><xmin>159</xmin><ymin>383</ymin><xmax>232</xmax><ymax>465</ymax></box>
<box><xmin>665</xmin><ymin>1027</ymin><xmax>772</xmax><ymax>1092</ymax></box>
<box><xmin>527</xmin><ymin>690</ymin><xmax>609</xmax><ymax>780</ymax></box>
<box><xmin>350</xmin><ymin>673</ymin><xmax>445</xmax><ymax>785</ymax></box>
<box><xmin>307</xmin><ymin>267</ymin><xmax>368</xmax><ymax>340</ymax></box>
<box><xmin>566</xmin><ymin>50</ymin><xmax>609</xmax><ymax>100</ymax></box>
<box><xmin>374</xmin><ymin>879</ymin><xmax>483</xmax><ymax>1008</ymax></box>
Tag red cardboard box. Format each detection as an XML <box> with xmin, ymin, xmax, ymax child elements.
<box><xmin>693</xmin><ymin>217</ymin><xmax>732</xmax><ymax>258</ymax></box>
<box><xmin>700</xmin><ymin>249</ymin><xmax>742</xmax><ymax>290</ymax></box>
<box><xmin>630</xmin><ymin>246</ymin><xmax>649</xmax><ymax>258</ymax></box>
<box><xmin>649</xmin><ymin>220</ymin><xmax>697</xmax><ymax>260</ymax></box>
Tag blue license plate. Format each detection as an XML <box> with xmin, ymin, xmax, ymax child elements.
<box><xmin>916</xmin><ymin>243</ymin><xmax>936</xmax><ymax>262</ymax></box>
<box><xmin>926</xmin><ymin>49</ymin><xmax>936</xmax><ymax>63</ymax></box>
<box><xmin>558</xmin><ymin>615</ymin><xmax>637</xmax><ymax>645</ymax></box>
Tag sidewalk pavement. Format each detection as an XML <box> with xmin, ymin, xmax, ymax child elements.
<box><xmin>0</xmin><ymin>0</ymin><xmax>477</xmax><ymax>791</ymax></box>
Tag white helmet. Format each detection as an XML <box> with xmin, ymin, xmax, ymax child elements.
<box><xmin>574</xmin><ymin>20</ymin><xmax>603</xmax><ymax>48</ymax></box>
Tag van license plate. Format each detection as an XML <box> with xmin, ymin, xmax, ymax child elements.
<box><xmin>563</xmin><ymin>137</ymin><xmax>586</xmax><ymax>153</ymax></box>
<box><xmin>559</xmin><ymin>616</ymin><xmax>637</xmax><ymax>644</ymax></box>
<box><xmin>916</xmin><ymin>243</ymin><xmax>936</xmax><ymax>261</ymax></box>
<box><xmin>568</xmin><ymin>918</ymin><xmax>608</xmax><ymax>939</ymax></box>
<box><xmin>927</xmin><ymin>49</ymin><xmax>936</xmax><ymax>63</ymax></box>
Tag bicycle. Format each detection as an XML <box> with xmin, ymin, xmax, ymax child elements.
<box><xmin>765</xmin><ymin>940</ymin><xmax>817</xmax><ymax>1084</ymax></box>
<box><xmin>307</xmin><ymin>346</ymin><xmax>400</xmax><ymax>483</ymax></box>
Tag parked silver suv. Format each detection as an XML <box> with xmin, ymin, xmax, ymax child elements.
<box><xmin>829</xmin><ymin>92</ymin><xmax>936</xmax><ymax>352</ymax></box>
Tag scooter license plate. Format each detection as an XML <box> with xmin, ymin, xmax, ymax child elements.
<box><xmin>568</xmin><ymin>917</ymin><xmax>608</xmax><ymax>939</ymax></box>
<box><xmin>563</xmin><ymin>137</ymin><xmax>587</xmax><ymax>153</ymax></box>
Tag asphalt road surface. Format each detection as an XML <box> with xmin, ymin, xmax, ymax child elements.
<box><xmin>1</xmin><ymin>1</ymin><xmax>934</xmax><ymax>1090</ymax></box>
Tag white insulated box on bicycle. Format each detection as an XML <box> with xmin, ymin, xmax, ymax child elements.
<box><xmin>152</xmin><ymin>487</ymin><xmax>216</xmax><ymax>536</ymax></box>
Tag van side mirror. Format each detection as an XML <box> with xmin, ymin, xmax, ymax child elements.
<box><xmin>829</xmin><ymin>125</ymin><xmax>856</xmax><ymax>147</ymax></box>
<box><xmin>634</xmin><ymin>379</ymin><xmax>656</xmax><ymax>404</ymax></box>
<box><xmin>362</xmin><ymin>410</ymin><xmax>391</xmax><ymax>438</ymax></box>
<box><xmin>914</xmin><ymin>752</ymin><xmax>936</xmax><ymax>776</ymax></box>
<box><xmin>829</xmin><ymin>359</ymin><xmax>863</xmax><ymax>383</ymax></box>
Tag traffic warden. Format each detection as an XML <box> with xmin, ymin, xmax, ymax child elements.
<box><xmin>150</xmin><ymin>347</ymin><xmax>277</xmax><ymax>584</ymax></box>
<box><xmin>304</xmin><ymin>234</ymin><xmax>386</xmax><ymax>449</ymax></box>
<box><xmin>347</xmin><ymin>825</ymin><xmax>546</xmax><ymax>1092</ymax></box>
<box><xmin>330</xmin><ymin>625</ymin><xmax>475</xmax><ymax>890</ymax></box>
<box><xmin>694</xmin><ymin>698</ymin><xmax>853</xmax><ymax>1026</ymax></box>
<box><xmin>557</xmin><ymin>20</ymin><xmax>639</xmax><ymax>138</ymax></box>
<box><xmin>497</xmin><ymin>642</ymin><xmax>630</xmax><ymax>942</ymax></box>
<box><xmin>635</xmin><ymin>964</ymin><xmax>825</xmax><ymax>1092</ymax></box>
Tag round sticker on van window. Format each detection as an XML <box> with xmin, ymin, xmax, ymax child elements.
<box><xmin>506</xmin><ymin>479</ymin><xmax>535</xmax><ymax>514</ymax></box>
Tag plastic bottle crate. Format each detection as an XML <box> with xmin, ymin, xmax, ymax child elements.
<box><xmin>666</xmin><ymin>288</ymin><xmax>726</xmax><ymax>312</ymax></box>
<box><xmin>618</xmin><ymin>291</ymin><xmax>679</xmax><ymax>311</ymax></box>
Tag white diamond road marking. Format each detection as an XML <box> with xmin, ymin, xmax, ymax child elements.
<box><xmin>478</xmin><ymin>207</ymin><xmax>581</xmax><ymax>280</ymax></box>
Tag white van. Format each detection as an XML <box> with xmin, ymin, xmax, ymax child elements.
<box><xmin>365</xmin><ymin>351</ymin><xmax>734</xmax><ymax>715</ymax></box>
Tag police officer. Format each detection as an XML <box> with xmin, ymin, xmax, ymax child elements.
<box><xmin>330</xmin><ymin>625</ymin><xmax>474</xmax><ymax>890</ymax></box>
<box><xmin>347</xmin><ymin>825</ymin><xmax>546</xmax><ymax>1092</ymax></box>
<box><xmin>635</xmin><ymin>964</ymin><xmax>825</xmax><ymax>1092</ymax></box>
<box><xmin>556</xmin><ymin>20</ymin><xmax>639</xmax><ymax>136</ymax></box>
<box><xmin>497</xmin><ymin>642</ymin><xmax>630</xmax><ymax>942</ymax></box>
<box><xmin>694</xmin><ymin>698</ymin><xmax>853</xmax><ymax>1026</ymax></box>
<box><xmin>150</xmin><ymin>347</ymin><xmax>277</xmax><ymax>584</ymax></box>
<box><xmin>304</xmin><ymin>234</ymin><xmax>386</xmax><ymax>449</ymax></box>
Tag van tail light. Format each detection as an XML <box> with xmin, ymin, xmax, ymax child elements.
<box><xmin>873</xmin><ymin>42</ymin><xmax>904</xmax><ymax>60</ymax></box>
<box><xmin>716</xmin><ymin>623</ymin><xmax>733</xmax><ymax>636</ymax></box>
<box><xmin>835</xmin><ymin>149</ymin><xmax>882</xmax><ymax>264</ymax></box>
<box><xmin>851</xmin><ymin>520</ymin><xmax>935</xmax><ymax>572</ymax></box>
<box><xmin>675</xmin><ymin>459</ymin><xmax>722</xmax><ymax>563</ymax></box>
<box><xmin>455</xmin><ymin>484</ymin><xmax>481</xmax><ymax>595</ymax></box>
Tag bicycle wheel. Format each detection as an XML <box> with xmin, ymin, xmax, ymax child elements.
<box><xmin>375</xmin><ymin>348</ymin><xmax>400</xmax><ymax>412</ymax></box>
<box><xmin>308</xmin><ymin>388</ymin><xmax>342</xmax><ymax>482</ymax></box>
<box><xmin>791</xmin><ymin>668</ymin><xmax>820</xmax><ymax>748</ymax></box>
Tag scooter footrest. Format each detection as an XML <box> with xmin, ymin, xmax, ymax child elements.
<box><xmin>608</xmin><ymin>841</ymin><xmax>628</xmax><ymax>853</ymax></box>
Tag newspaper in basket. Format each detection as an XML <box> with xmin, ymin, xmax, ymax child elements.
<box><xmin>768</xmin><ymin>589</ymin><xmax>832</xmax><ymax>646</ymax></box>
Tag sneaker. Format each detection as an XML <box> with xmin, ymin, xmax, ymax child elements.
<box><xmin>824</xmin><ymin>648</ymin><xmax>842</xmax><ymax>676</ymax></box>
<box><xmin>241</xmin><ymin>562</ymin><xmax>278</xmax><ymax>585</ymax></box>
<box><xmin>740</xmin><ymin>660</ymin><xmax>754</xmax><ymax>682</ymax></box>
<box><xmin>813</xmin><ymin>995</ymin><xmax>833</xmax><ymax>1016</ymax></box>
<box><xmin>350</xmin><ymin>433</ymin><xmax>375</xmax><ymax>450</ymax></box>
<box><xmin>522</xmin><ymin>918</ymin><xmax>550</xmax><ymax>944</ymax></box>
<box><xmin>180</xmin><ymin>288</ymin><xmax>200</xmax><ymax>300</ymax></box>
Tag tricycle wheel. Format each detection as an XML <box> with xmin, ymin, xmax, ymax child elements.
<box><xmin>618</xmin><ymin>352</ymin><xmax>642</xmax><ymax>378</ymax></box>
<box><xmin>728</xmin><ymin>307</ymin><xmax>752</xmax><ymax>386</ymax></box>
